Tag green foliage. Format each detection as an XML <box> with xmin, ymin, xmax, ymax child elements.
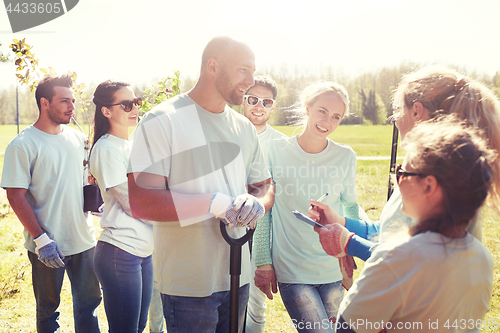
<box><xmin>0</xmin><ymin>43</ymin><xmax>9</xmax><ymax>63</ymax></box>
<box><xmin>141</xmin><ymin>70</ymin><xmax>182</xmax><ymax>112</ymax></box>
<box><xmin>360</xmin><ymin>89</ymin><xmax>387</xmax><ymax>125</ymax></box>
<box><xmin>9</xmin><ymin>39</ymin><xmax>92</xmax><ymax>132</ymax></box>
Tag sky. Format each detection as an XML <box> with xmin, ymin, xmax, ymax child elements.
<box><xmin>1</xmin><ymin>0</ymin><xmax>500</xmax><ymax>90</ymax></box>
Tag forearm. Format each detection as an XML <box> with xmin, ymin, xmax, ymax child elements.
<box><xmin>254</xmin><ymin>211</ymin><xmax>272</xmax><ymax>266</ymax></box>
<box><xmin>345</xmin><ymin>217</ymin><xmax>380</xmax><ymax>240</ymax></box>
<box><xmin>128</xmin><ymin>173</ymin><xmax>213</xmax><ymax>221</ymax></box>
<box><xmin>6</xmin><ymin>189</ymin><xmax>43</xmax><ymax>238</ymax></box>
<box><xmin>109</xmin><ymin>183</ymin><xmax>133</xmax><ymax>216</ymax></box>
<box><xmin>346</xmin><ymin>235</ymin><xmax>374</xmax><ymax>261</ymax></box>
<box><xmin>248</xmin><ymin>179</ymin><xmax>274</xmax><ymax>213</ymax></box>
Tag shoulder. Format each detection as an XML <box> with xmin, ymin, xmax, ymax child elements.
<box><xmin>93</xmin><ymin>135</ymin><xmax>129</xmax><ymax>156</ymax></box>
<box><xmin>226</xmin><ymin>107</ymin><xmax>259</xmax><ymax>137</ymax></box>
<box><xmin>228</xmin><ymin>107</ymin><xmax>254</xmax><ymax>126</ymax></box>
<box><xmin>63</xmin><ymin>125</ymin><xmax>86</xmax><ymax>140</ymax></box>
<box><xmin>268</xmin><ymin>125</ymin><xmax>287</xmax><ymax>139</ymax></box>
<box><xmin>7</xmin><ymin>126</ymin><xmax>46</xmax><ymax>150</ymax></box>
<box><xmin>329</xmin><ymin>139</ymin><xmax>355</xmax><ymax>155</ymax></box>
<box><xmin>142</xmin><ymin>94</ymin><xmax>193</xmax><ymax>121</ymax></box>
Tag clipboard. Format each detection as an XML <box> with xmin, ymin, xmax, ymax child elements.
<box><xmin>292</xmin><ymin>210</ymin><xmax>327</xmax><ymax>228</ymax></box>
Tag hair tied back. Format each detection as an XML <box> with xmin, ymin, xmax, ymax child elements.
<box><xmin>455</xmin><ymin>78</ymin><xmax>468</xmax><ymax>92</ymax></box>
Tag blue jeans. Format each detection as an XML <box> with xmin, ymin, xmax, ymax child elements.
<box><xmin>161</xmin><ymin>284</ymin><xmax>250</xmax><ymax>333</ymax></box>
<box><xmin>149</xmin><ymin>281</ymin><xmax>166</xmax><ymax>333</ymax></box>
<box><xmin>28</xmin><ymin>247</ymin><xmax>101</xmax><ymax>333</ymax></box>
<box><xmin>93</xmin><ymin>241</ymin><xmax>154</xmax><ymax>333</ymax></box>
<box><xmin>279</xmin><ymin>281</ymin><xmax>344</xmax><ymax>333</ymax></box>
<box><xmin>245</xmin><ymin>256</ymin><xmax>267</xmax><ymax>333</ymax></box>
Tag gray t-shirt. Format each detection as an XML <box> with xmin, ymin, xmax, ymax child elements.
<box><xmin>128</xmin><ymin>94</ymin><xmax>270</xmax><ymax>297</ymax></box>
<box><xmin>1</xmin><ymin>125</ymin><xmax>95</xmax><ymax>256</ymax></box>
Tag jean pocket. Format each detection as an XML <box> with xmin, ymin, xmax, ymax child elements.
<box><xmin>93</xmin><ymin>242</ymin><xmax>104</xmax><ymax>273</ymax></box>
<box><xmin>278</xmin><ymin>282</ymin><xmax>294</xmax><ymax>291</ymax></box>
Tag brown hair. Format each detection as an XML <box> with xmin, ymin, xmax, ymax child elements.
<box><xmin>91</xmin><ymin>80</ymin><xmax>130</xmax><ymax>151</ymax></box>
<box><xmin>403</xmin><ymin>116</ymin><xmax>496</xmax><ymax>237</ymax></box>
<box><xmin>247</xmin><ymin>76</ymin><xmax>278</xmax><ymax>99</ymax></box>
<box><xmin>35</xmin><ymin>75</ymin><xmax>73</xmax><ymax>111</ymax></box>
<box><xmin>393</xmin><ymin>66</ymin><xmax>500</xmax><ymax>211</ymax></box>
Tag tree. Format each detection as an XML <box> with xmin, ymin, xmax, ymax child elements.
<box><xmin>360</xmin><ymin>89</ymin><xmax>386</xmax><ymax>125</ymax></box>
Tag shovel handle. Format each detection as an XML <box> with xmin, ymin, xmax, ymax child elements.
<box><xmin>219</xmin><ymin>221</ymin><xmax>255</xmax><ymax>246</ymax></box>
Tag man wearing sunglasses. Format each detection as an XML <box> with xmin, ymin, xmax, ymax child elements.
<box><xmin>128</xmin><ymin>36</ymin><xmax>274</xmax><ymax>333</ymax></box>
<box><xmin>242</xmin><ymin>76</ymin><xmax>285</xmax><ymax>333</ymax></box>
<box><xmin>1</xmin><ymin>75</ymin><xmax>101</xmax><ymax>332</ymax></box>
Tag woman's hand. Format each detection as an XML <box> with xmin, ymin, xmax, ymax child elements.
<box><xmin>308</xmin><ymin>200</ymin><xmax>346</xmax><ymax>227</ymax></box>
<box><xmin>314</xmin><ymin>223</ymin><xmax>354</xmax><ymax>258</ymax></box>
<box><xmin>254</xmin><ymin>264</ymin><xmax>278</xmax><ymax>300</ymax></box>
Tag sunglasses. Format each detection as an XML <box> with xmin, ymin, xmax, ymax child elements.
<box><xmin>244</xmin><ymin>95</ymin><xmax>275</xmax><ymax>109</ymax></box>
<box><xmin>396</xmin><ymin>164</ymin><xmax>425</xmax><ymax>183</ymax></box>
<box><xmin>107</xmin><ymin>97</ymin><xmax>142</xmax><ymax>112</ymax></box>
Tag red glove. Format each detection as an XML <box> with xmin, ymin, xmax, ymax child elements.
<box><xmin>254</xmin><ymin>268</ymin><xmax>278</xmax><ymax>300</ymax></box>
<box><xmin>316</xmin><ymin>223</ymin><xmax>354</xmax><ymax>258</ymax></box>
<box><xmin>340</xmin><ymin>256</ymin><xmax>357</xmax><ymax>290</ymax></box>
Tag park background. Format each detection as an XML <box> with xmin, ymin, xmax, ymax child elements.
<box><xmin>1</xmin><ymin>0</ymin><xmax>500</xmax><ymax>331</ymax></box>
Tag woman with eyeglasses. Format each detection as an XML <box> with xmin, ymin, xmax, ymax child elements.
<box><xmin>253</xmin><ymin>81</ymin><xmax>370</xmax><ymax>332</ymax></box>
<box><xmin>318</xmin><ymin>118</ymin><xmax>495</xmax><ymax>332</ymax></box>
<box><xmin>90</xmin><ymin>80</ymin><xmax>154</xmax><ymax>333</ymax></box>
<box><xmin>309</xmin><ymin>67</ymin><xmax>500</xmax><ymax>262</ymax></box>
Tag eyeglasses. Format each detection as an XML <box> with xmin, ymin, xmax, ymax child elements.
<box><xmin>244</xmin><ymin>95</ymin><xmax>275</xmax><ymax>109</ymax></box>
<box><xmin>396</xmin><ymin>164</ymin><xmax>425</xmax><ymax>183</ymax></box>
<box><xmin>107</xmin><ymin>97</ymin><xmax>142</xmax><ymax>112</ymax></box>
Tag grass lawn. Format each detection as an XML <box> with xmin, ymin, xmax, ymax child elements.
<box><xmin>0</xmin><ymin>124</ymin><xmax>498</xmax><ymax>332</ymax></box>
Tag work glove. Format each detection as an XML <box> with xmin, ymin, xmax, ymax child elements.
<box><xmin>209</xmin><ymin>193</ymin><xmax>238</xmax><ymax>228</ymax></box>
<box><xmin>254</xmin><ymin>266</ymin><xmax>278</xmax><ymax>300</ymax></box>
<box><xmin>315</xmin><ymin>223</ymin><xmax>354</xmax><ymax>258</ymax></box>
<box><xmin>339</xmin><ymin>256</ymin><xmax>357</xmax><ymax>290</ymax></box>
<box><xmin>34</xmin><ymin>233</ymin><xmax>65</xmax><ymax>269</ymax></box>
<box><xmin>231</xmin><ymin>194</ymin><xmax>265</xmax><ymax>229</ymax></box>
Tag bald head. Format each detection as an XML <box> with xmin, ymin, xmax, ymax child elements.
<box><xmin>201</xmin><ymin>36</ymin><xmax>254</xmax><ymax>73</ymax></box>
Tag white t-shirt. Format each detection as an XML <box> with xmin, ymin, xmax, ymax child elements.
<box><xmin>128</xmin><ymin>94</ymin><xmax>270</xmax><ymax>297</ymax></box>
<box><xmin>339</xmin><ymin>232</ymin><xmax>493</xmax><ymax>333</ymax></box>
<box><xmin>258</xmin><ymin>123</ymin><xmax>287</xmax><ymax>152</ymax></box>
<box><xmin>266</xmin><ymin>135</ymin><xmax>358</xmax><ymax>284</ymax></box>
<box><xmin>1</xmin><ymin>125</ymin><xmax>95</xmax><ymax>256</ymax></box>
<box><xmin>90</xmin><ymin>134</ymin><xmax>153</xmax><ymax>258</ymax></box>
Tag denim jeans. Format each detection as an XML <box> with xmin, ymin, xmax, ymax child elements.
<box><xmin>278</xmin><ymin>281</ymin><xmax>344</xmax><ymax>333</ymax></box>
<box><xmin>245</xmin><ymin>256</ymin><xmax>267</xmax><ymax>333</ymax></box>
<box><xmin>28</xmin><ymin>247</ymin><xmax>101</xmax><ymax>333</ymax></box>
<box><xmin>161</xmin><ymin>283</ymin><xmax>250</xmax><ymax>333</ymax></box>
<box><xmin>93</xmin><ymin>241</ymin><xmax>154</xmax><ymax>333</ymax></box>
<box><xmin>148</xmin><ymin>281</ymin><xmax>166</xmax><ymax>333</ymax></box>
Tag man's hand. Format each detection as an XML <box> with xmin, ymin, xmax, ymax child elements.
<box><xmin>314</xmin><ymin>223</ymin><xmax>354</xmax><ymax>258</ymax></box>
<box><xmin>209</xmin><ymin>193</ymin><xmax>238</xmax><ymax>227</ymax></box>
<box><xmin>231</xmin><ymin>194</ymin><xmax>265</xmax><ymax>229</ymax></box>
<box><xmin>34</xmin><ymin>233</ymin><xmax>65</xmax><ymax>269</ymax></box>
<box><xmin>254</xmin><ymin>264</ymin><xmax>278</xmax><ymax>300</ymax></box>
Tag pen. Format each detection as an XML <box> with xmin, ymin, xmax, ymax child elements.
<box><xmin>310</xmin><ymin>193</ymin><xmax>328</xmax><ymax>208</ymax></box>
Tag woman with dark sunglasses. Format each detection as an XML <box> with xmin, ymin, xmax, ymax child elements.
<box><xmin>90</xmin><ymin>81</ymin><xmax>154</xmax><ymax>333</ymax></box>
<box><xmin>317</xmin><ymin>118</ymin><xmax>495</xmax><ymax>332</ymax></box>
